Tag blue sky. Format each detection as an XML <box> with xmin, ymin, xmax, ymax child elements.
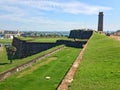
<box><xmin>0</xmin><ymin>0</ymin><xmax>119</xmax><ymax>31</ymax></box>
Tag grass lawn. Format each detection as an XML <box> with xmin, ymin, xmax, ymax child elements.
<box><xmin>69</xmin><ymin>33</ymin><xmax>120</xmax><ymax>90</ymax></box>
<box><xmin>0</xmin><ymin>47</ymin><xmax>81</xmax><ymax>90</ymax></box>
<box><xmin>18</xmin><ymin>37</ymin><xmax>69</xmax><ymax>42</ymax></box>
<box><xmin>0</xmin><ymin>39</ymin><xmax>12</xmax><ymax>44</ymax></box>
<box><xmin>0</xmin><ymin>47</ymin><xmax>8</xmax><ymax>64</ymax></box>
<box><xmin>31</xmin><ymin>37</ymin><xmax>68</xmax><ymax>42</ymax></box>
<box><xmin>0</xmin><ymin>45</ymin><xmax>64</xmax><ymax>73</ymax></box>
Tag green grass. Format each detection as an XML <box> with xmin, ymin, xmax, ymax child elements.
<box><xmin>31</xmin><ymin>37</ymin><xmax>68</xmax><ymax>42</ymax></box>
<box><xmin>69</xmin><ymin>33</ymin><xmax>120</xmax><ymax>90</ymax></box>
<box><xmin>0</xmin><ymin>47</ymin><xmax>8</xmax><ymax>64</ymax></box>
<box><xmin>0</xmin><ymin>39</ymin><xmax>12</xmax><ymax>44</ymax></box>
<box><xmin>0</xmin><ymin>47</ymin><xmax>81</xmax><ymax>90</ymax></box>
<box><xmin>0</xmin><ymin>36</ymin><xmax>71</xmax><ymax>73</ymax></box>
<box><xmin>17</xmin><ymin>37</ymin><xmax>34</xmax><ymax>41</ymax></box>
<box><xmin>0</xmin><ymin>45</ymin><xmax>64</xmax><ymax>73</ymax></box>
<box><xmin>18</xmin><ymin>37</ymin><xmax>69</xmax><ymax>42</ymax></box>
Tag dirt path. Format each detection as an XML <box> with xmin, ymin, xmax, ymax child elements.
<box><xmin>57</xmin><ymin>42</ymin><xmax>89</xmax><ymax>90</ymax></box>
<box><xmin>110</xmin><ymin>35</ymin><xmax>120</xmax><ymax>41</ymax></box>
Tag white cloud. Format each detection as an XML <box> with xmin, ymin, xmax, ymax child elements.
<box><xmin>20</xmin><ymin>0</ymin><xmax>112</xmax><ymax>15</ymax></box>
<box><xmin>0</xmin><ymin>5</ymin><xmax>25</xmax><ymax>17</ymax></box>
<box><xmin>0</xmin><ymin>0</ymin><xmax>113</xmax><ymax>31</ymax></box>
<box><xmin>0</xmin><ymin>0</ymin><xmax>112</xmax><ymax>15</ymax></box>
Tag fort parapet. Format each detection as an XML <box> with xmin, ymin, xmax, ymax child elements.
<box><xmin>12</xmin><ymin>37</ymin><xmax>58</xmax><ymax>58</ymax></box>
<box><xmin>69</xmin><ymin>30</ymin><xmax>93</xmax><ymax>39</ymax></box>
<box><xmin>12</xmin><ymin>30</ymin><xmax>93</xmax><ymax>59</ymax></box>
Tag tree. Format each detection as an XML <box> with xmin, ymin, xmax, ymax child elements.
<box><xmin>8</xmin><ymin>46</ymin><xmax>17</xmax><ymax>64</ymax></box>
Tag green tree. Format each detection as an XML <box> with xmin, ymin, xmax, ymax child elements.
<box><xmin>8</xmin><ymin>46</ymin><xmax>17</xmax><ymax>64</ymax></box>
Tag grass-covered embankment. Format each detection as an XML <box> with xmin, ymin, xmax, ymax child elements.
<box><xmin>18</xmin><ymin>36</ymin><xmax>87</xmax><ymax>43</ymax></box>
<box><xmin>18</xmin><ymin>37</ymin><xmax>68</xmax><ymax>42</ymax></box>
<box><xmin>69</xmin><ymin>33</ymin><xmax>120</xmax><ymax>90</ymax></box>
<box><xmin>0</xmin><ymin>47</ymin><xmax>81</xmax><ymax>90</ymax></box>
<box><xmin>0</xmin><ymin>45</ymin><xmax>64</xmax><ymax>73</ymax></box>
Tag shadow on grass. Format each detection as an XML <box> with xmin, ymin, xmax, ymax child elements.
<box><xmin>0</xmin><ymin>63</ymin><xmax>9</xmax><ymax>65</ymax></box>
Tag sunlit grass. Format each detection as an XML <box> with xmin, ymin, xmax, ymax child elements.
<box><xmin>0</xmin><ymin>47</ymin><xmax>81</xmax><ymax>90</ymax></box>
<box><xmin>0</xmin><ymin>45</ymin><xmax>64</xmax><ymax>73</ymax></box>
<box><xmin>0</xmin><ymin>39</ymin><xmax>12</xmax><ymax>44</ymax></box>
<box><xmin>69</xmin><ymin>33</ymin><xmax>120</xmax><ymax>90</ymax></box>
<box><xmin>18</xmin><ymin>37</ymin><xmax>69</xmax><ymax>42</ymax></box>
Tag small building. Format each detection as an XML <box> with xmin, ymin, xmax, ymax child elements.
<box><xmin>0</xmin><ymin>30</ymin><xmax>4</xmax><ymax>34</ymax></box>
<box><xmin>4</xmin><ymin>30</ymin><xmax>21</xmax><ymax>39</ymax></box>
<box><xmin>0</xmin><ymin>34</ymin><xmax>5</xmax><ymax>39</ymax></box>
<box><xmin>114</xmin><ymin>31</ymin><xmax>120</xmax><ymax>36</ymax></box>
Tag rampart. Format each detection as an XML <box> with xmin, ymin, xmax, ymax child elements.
<box><xmin>12</xmin><ymin>37</ymin><xmax>58</xmax><ymax>58</ymax></box>
<box><xmin>0</xmin><ymin>30</ymin><xmax>93</xmax><ymax>81</ymax></box>
<box><xmin>12</xmin><ymin>30</ymin><xmax>93</xmax><ymax>59</ymax></box>
<box><xmin>69</xmin><ymin>30</ymin><xmax>93</xmax><ymax>39</ymax></box>
<box><xmin>56</xmin><ymin>40</ymin><xmax>86</xmax><ymax>48</ymax></box>
<box><xmin>12</xmin><ymin>37</ymin><xmax>87</xmax><ymax>59</ymax></box>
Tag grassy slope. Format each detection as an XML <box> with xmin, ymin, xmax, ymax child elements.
<box><xmin>0</xmin><ymin>47</ymin><xmax>81</xmax><ymax>90</ymax></box>
<box><xmin>69</xmin><ymin>33</ymin><xmax>120</xmax><ymax>90</ymax></box>
<box><xmin>0</xmin><ymin>45</ymin><xmax>64</xmax><ymax>73</ymax></box>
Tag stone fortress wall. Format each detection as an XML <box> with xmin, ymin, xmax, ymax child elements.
<box><xmin>12</xmin><ymin>37</ymin><xmax>57</xmax><ymax>58</ymax></box>
<box><xmin>0</xmin><ymin>30</ymin><xmax>93</xmax><ymax>81</ymax></box>
<box><xmin>12</xmin><ymin>30</ymin><xmax>93</xmax><ymax>59</ymax></box>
